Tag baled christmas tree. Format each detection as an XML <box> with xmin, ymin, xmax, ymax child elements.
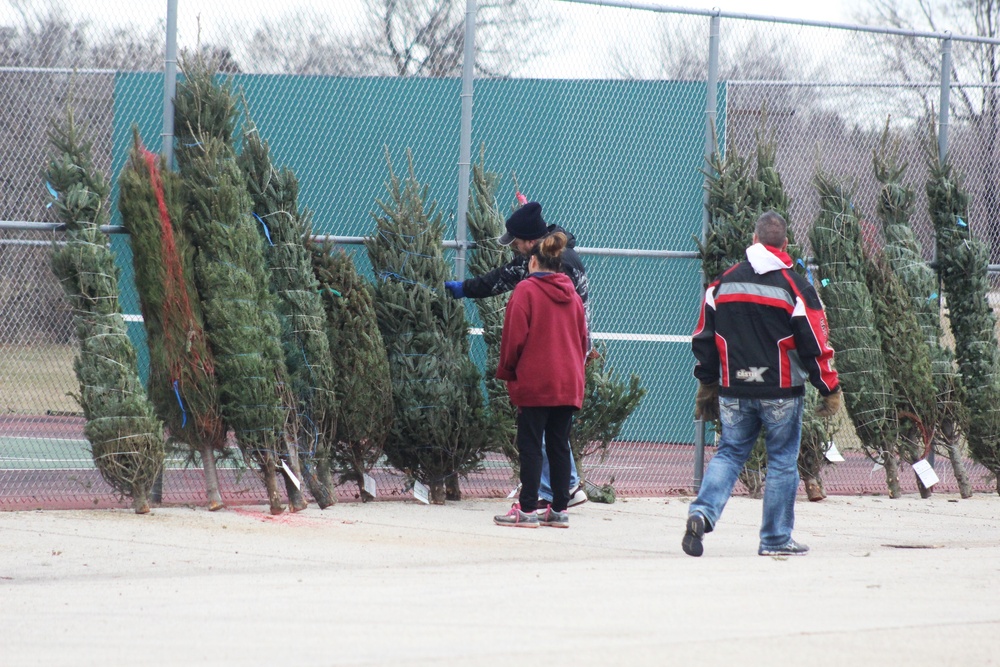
<box><xmin>119</xmin><ymin>129</ymin><xmax>227</xmax><ymax>510</ymax></box>
<box><xmin>178</xmin><ymin>136</ymin><xmax>296</xmax><ymax>514</ymax></box>
<box><xmin>239</xmin><ymin>115</ymin><xmax>339</xmax><ymax>508</ymax></box>
<box><xmin>926</xmin><ymin>134</ymin><xmax>1000</xmax><ymax>494</ymax></box>
<box><xmin>810</xmin><ymin>171</ymin><xmax>900</xmax><ymax>497</ymax></box>
<box><xmin>174</xmin><ymin>56</ymin><xmax>304</xmax><ymax>512</ymax></box>
<box><xmin>872</xmin><ymin>127</ymin><xmax>970</xmax><ymax>497</ymax></box>
<box><xmin>47</xmin><ymin>109</ymin><xmax>163</xmax><ymax>514</ymax></box>
<box><xmin>366</xmin><ymin>149</ymin><xmax>490</xmax><ymax>504</ymax></box>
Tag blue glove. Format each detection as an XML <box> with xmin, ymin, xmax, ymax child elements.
<box><xmin>444</xmin><ymin>280</ymin><xmax>465</xmax><ymax>299</ymax></box>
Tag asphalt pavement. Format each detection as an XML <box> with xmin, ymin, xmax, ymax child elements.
<box><xmin>1</xmin><ymin>493</ymin><xmax>998</xmax><ymax>666</ymax></box>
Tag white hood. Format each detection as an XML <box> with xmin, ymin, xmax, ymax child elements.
<box><xmin>746</xmin><ymin>243</ymin><xmax>792</xmax><ymax>275</ymax></box>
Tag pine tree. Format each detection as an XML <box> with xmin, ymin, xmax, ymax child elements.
<box><xmin>239</xmin><ymin>115</ymin><xmax>339</xmax><ymax>508</ymax></box>
<box><xmin>698</xmin><ymin>144</ymin><xmax>758</xmax><ymax>285</ymax></box>
<box><xmin>863</xmin><ymin>252</ymin><xmax>936</xmax><ymax>493</ymax></box>
<box><xmin>47</xmin><ymin>109</ymin><xmax>163</xmax><ymax>514</ymax></box>
<box><xmin>119</xmin><ymin>129</ymin><xmax>228</xmax><ymax>510</ymax></box>
<box><xmin>366</xmin><ymin>149</ymin><xmax>490</xmax><ymax>504</ymax></box>
<box><xmin>179</xmin><ymin>136</ymin><xmax>297</xmax><ymax>514</ymax></box>
<box><xmin>810</xmin><ymin>170</ymin><xmax>901</xmax><ymax>497</ymax></box>
<box><xmin>308</xmin><ymin>243</ymin><xmax>393</xmax><ymax>500</ymax></box>
<box><xmin>175</xmin><ymin>55</ymin><xmax>305</xmax><ymax>513</ymax></box>
<box><xmin>873</xmin><ymin>127</ymin><xmax>971</xmax><ymax>497</ymax></box>
<box><xmin>464</xmin><ymin>150</ymin><xmax>518</xmax><ymax>475</ymax></box>
<box><xmin>926</xmin><ymin>135</ymin><xmax>1000</xmax><ymax>494</ymax></box>
<box><xmin>754</xmin><ymin>128</ymin><xmax>832</xmax><ymax>500</ymax></box>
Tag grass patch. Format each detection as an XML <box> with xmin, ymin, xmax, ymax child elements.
<box><xmin>0</xmin><ymin>344</ymin><xmax>80</xmax><ymax>415</ymax></box>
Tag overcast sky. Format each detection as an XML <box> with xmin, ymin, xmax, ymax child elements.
<box><xmin>1</xmin><ymin>0</ymin><xmax>859</xmax><ymax>36</ymax></box>
<box><xmin>0</xmin><ymin>0</ymin><xmax>874</xmax><ymax>79</ymax></box>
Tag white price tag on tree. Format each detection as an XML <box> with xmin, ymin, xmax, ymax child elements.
<box><xmin>363</xmin><ymin>473</ymin><xmax>377</xmax><ymax>498</ymax></box>
<box><xmin>912</xmin><ymin>459</ymin><xmax>939</xmax><ymax>488</ymax></box>
<box><xmin>824</xmin><ymin>441</ymin><xmax>845</xmax><ymax>462</ymax></box>
<box><xmin>412</xmin><ymin>480</ymin><xmax>430</xmax><ymax>504</ymax></box>
<box><xmin>280</xmin><ymin>460</ymin><xmax>301</xmax><ymax>490</ymax></box>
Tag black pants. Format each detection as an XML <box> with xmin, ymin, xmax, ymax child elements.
<box><xmin>517</xmin><ymin>405</ymin><xmax>575</xmax><ymax>513</ymax></box>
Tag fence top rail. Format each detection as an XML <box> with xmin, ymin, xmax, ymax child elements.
<box><xmin>0</xmin><ymin>66</ymin><xmax>119</xmax><ymax>75</ymax></box>
<box><xmin>556</xmin><ymin>0</ymin><xmax>1000</xmax><ymax>46</ymax></box>
<box><xmin>728</xmin><ymin>80</ymin><xmax>1000</xmax><ymax>88</ymax></box>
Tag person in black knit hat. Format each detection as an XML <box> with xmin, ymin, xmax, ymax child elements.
<box><xmin>445</xmin><ymin>201</ymin><xmax>591</xmax><ymax>510</ymax></box>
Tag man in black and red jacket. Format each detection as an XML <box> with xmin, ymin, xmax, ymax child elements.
<box><xmin>683</xmin><ymin>211</ymin><xmax>842</xmax><ymax>558</ymax></box>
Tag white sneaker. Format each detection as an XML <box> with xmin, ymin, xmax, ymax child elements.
<box><xmin>567</xmin><ymin>483</ymin><xmax>588</xmax><ymax>508</ymax></box>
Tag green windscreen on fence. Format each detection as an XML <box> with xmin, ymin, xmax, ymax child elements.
<box><xmin>112</xmin><ymin>73</ymin><xmax>725</xmax><ymax>444</ymax></box>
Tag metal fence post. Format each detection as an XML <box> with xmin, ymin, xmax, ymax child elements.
<box><xmin>455</xmin><ymin>0</ymin><xmax>477</xmax><ymax>281</ymax></box>
<box><xmin>160</xmin><ymin>0</ymin><xmax>179</xmax><ymax>166</ymax></box>
<box><xmin>938</xmin><ymin>34</ymin><xmax>952</xmax><ymax>164</ymax></box>
<box><xmin>694</xmin><ymin>12</ymin><xmax>721</xmax><ymax>493</ymax></box>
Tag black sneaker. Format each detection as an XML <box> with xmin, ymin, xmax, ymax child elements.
<box><xmin>682</xmin><ymin>513</ymin><xmax>706</xmax><ymax>557</ymax></box>
<box><xmin>758</xmin><ymin>539</ymin><xmax>810</xmax><ymax>556</ymax></box>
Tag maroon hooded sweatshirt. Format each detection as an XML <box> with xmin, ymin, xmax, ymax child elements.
<box><xmin>497</xmin><ymin>271</ymin><xmax>589</xmax><ymax>409</ymax></box>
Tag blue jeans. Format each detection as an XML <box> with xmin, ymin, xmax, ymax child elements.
<box><xmin>538</xmin><ymin>434</ymin><xmax>581</xmax><ymax>502</ymax></box>
<box><xmin>689</xmin><ymin>395</ymin><xmax>804</xmax><ymax>549</ymax></box>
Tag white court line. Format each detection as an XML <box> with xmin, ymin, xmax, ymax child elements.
<box><xmin>116</xmin><ymin>318</ymin><xmax>691</xmax><ymax>343</ymax></box>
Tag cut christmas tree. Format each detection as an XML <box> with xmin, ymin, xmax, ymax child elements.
<box><xmin>47</xmin><ymin>108</ymin><xmax>164</xmax><ymax>514</ymax></box>
<box><xmin>872</xmin><ymin>126</ymin><xmax>969</xmax><ymax>497</ymax></box>
<box><xmin>366</xmin><ymin>149</ymin><xmax>490</xmax><ymax>504</ymax></box>
<box><xmin>810</xmin><ymin>170</ymin><xmax>901</xmax><ymax>497</ymax></box>
<box><xmin>464</xmin><ymin>149</ymin><xmax>517</xmax><ymax>475</ymax></box>
<box><xmin>175</xmin><ymin>55</ymin><xmax>305</xmax><ymax>512</ymax></box>
<box><xmin>308</xmin><ymin>243</ymin><xmax>393</xmax><ymax>501</ymax></box>
<box><xmin>119</xmin><ymin>128</ymin><xmax>228</xmax><ymax>510</ymax></box>
<box><xmin>926</xmin><ymin>131</ymin><xmax>1000</xmax><ymax>494</ymax></box>
<box><xmin>239</xmin><ymin>114</ymin><xmax>339</xmax><ymax>508</ymax></box>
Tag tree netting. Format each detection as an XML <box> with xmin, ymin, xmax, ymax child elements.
<box><xmin>47</xmin><ymin>109</ymin><xmax>163</xmax><ymax>514</ymax></box>
<box><xmin>119</xmin><ymin>129</ymin><xmax>228</xmax><ymax>510</ymax></box>
<box><xmin>465</xmin><ymin>152</ymin><xmax>517</xmax><ymax>475</ymax></box>
<box><xmin>810</xmin><ymin>170</ymin><xmax>901</xmax><ymax>497</ymax></box>
<box><xmin>366</xmin><ymin>149</ymin><xmax>490</xmax><ymax>504</ymax></box>
<box><xmin>862</xmin><ymin>253</ymin><xmax>935</xmax><ymax>470</ymax></box>
<box><xmin>308</xmin><ymin>241</ymin><xmax>393</xmax><ymax>500</ymax></box>
<box><xmin>927</xmin><ymin>140</ymin><xmax>1000</xmax><ymax>494</ymax></box>
<box><xmin>872</xmin><ymin>128</ymin><xmax>972</xmax><ymax>498</ymax></box>
<box><xmin>239</xmin><ymin>115</ymin><xmax>339</xmax><ymax>509</ymax></box>
<box><xmin>179</xmin><ymin>136</ymin><xmax>298</xmax><ymax>514</ymax></box>
<box><xmin>174</xmin><ymin>55</ymin><xmax>305</xmax><ymax>513</ymax></box>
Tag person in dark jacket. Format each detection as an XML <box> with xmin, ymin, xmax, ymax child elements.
<box><xmin>445</xmin><ymin>201</ymin><xmax>589</xmax><ymax>509</ymax></box>
<box><xmin>683</xmin><ymin>211</ymin><xmax>842</xmax><ymax>557</ymax></box>
<box><xmin>493</xmin><ymin>232</ymin><xmax>588</xmax><ymax>528</ymax></box>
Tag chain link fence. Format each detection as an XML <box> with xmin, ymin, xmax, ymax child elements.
<box><xmin>1</xmin><ymin>0</ymin><xmax>997</xmax><ymax>509</ymax></box>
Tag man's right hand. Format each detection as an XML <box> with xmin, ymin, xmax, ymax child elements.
<box><xmin>444</xmin><ymin>281</ymin><xmax>465</xmax><ymax>299</ymax></box>
<box><xmin>815</xmin><ymin>389</ymin><xmax>842</xmax><ymax>418</ymax></box>
<box><xmin>694</xmin><ymin>381</ymin><xmax>720</xmax><ymax>422</ymax></box>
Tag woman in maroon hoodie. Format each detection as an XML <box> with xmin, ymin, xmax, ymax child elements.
<box><xmin>494</xmin><ymin>232</ymin><xmax>589</xmax><ymax>528</ymax></box>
